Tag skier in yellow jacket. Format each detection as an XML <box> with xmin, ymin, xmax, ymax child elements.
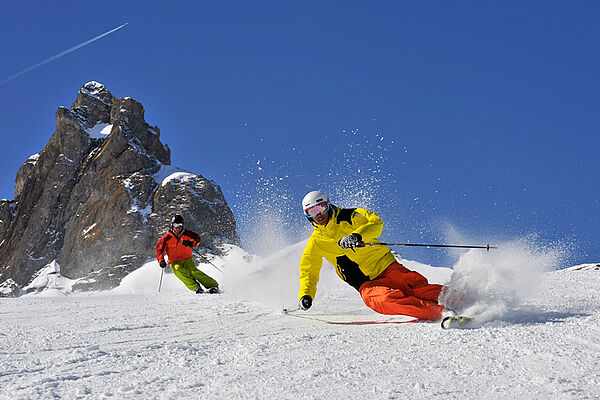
<box><xmin>298</xmin><ymin>191</ymin><xmax>444</xmax><ymax>320</ymax></box>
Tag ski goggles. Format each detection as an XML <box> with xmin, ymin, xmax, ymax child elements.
<box><xmin>304</xmin><ymin>202</ymin><xmax>330</xmax><ymax>218</ymax></box>
<box><xmin>172</xmin><ymin>223</ymin><xmax>183</xmax><ymax>228</ymax></box>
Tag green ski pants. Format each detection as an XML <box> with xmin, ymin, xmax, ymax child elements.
<box><xmin>170</xmin><ymin>258</ymin><xmax>218</xmax><ymax>291</ymax></box>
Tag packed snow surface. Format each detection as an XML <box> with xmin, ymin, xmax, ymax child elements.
<box><xmin>1</xmin><ymin>243</ymin><xmax>599</xmax><ymax>399</ymax></box>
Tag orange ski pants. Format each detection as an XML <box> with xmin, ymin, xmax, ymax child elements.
<box><xmin>359</xmin><ymin>261</ymin><xmax>445</xmax><ymax>320</ymax></box>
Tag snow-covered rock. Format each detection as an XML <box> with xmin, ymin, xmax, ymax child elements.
<box><xmin>21</xmin><ymin>260</ymin><xmax>76</xmax><ymax>296</ymax></box>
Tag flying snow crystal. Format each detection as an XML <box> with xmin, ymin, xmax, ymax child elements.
<box><xmin>234</xmin><ymin>128</ymin><xmax>397</xmax><ymax>256</ymax></box>
<box><xmin>0</xmin><ymin>23</ymin><xmax>128</xmax><ymax>86</ymax></box>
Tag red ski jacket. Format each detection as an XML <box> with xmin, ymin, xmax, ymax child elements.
<box><xmin>155</xmin><ymin>228</ymin><xmax>201</xmax><ymax>264</ymax></box>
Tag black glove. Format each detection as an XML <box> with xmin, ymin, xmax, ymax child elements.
<box><xmin>299</xmin><ymin>295</ymin><xmax>312</xmax><ymax>310</ymax></box>
<box><xmin>182</xmin><ymin>240</ymin><xmax>193</xmax><ymax>247</ymax></box>
<box><xmin>338</xmin><ymin>233</ymin><xmax>363</xmax><ymax>249</ymax></box>
<box><xmin>159</xmin><ymin>260</ymin><xmax>167</xmax><ymax>269</ymax></box>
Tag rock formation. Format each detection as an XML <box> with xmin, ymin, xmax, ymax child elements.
<box><xmin>0</xmin><ymin>82</ymin><xmax>239</xmax><ymax>295</ymax></box>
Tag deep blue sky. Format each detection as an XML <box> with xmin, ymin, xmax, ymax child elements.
<box><xmin>1</xmin><ymin>2</ymin><xmax>598</xmax><ymax>266</ymax></box>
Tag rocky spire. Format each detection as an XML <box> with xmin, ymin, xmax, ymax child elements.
<box><xmin>0</xmin><ymin>82</ymin><xmax>239</xmax><ymax>295</ymax></box>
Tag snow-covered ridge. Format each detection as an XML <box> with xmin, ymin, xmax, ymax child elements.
<box><xmin>152</xmin><ymin>164</ymin><xmax>195</xmax><ymax>187</ymax></box>
<box><xmin>566</xmin><ymin>263</ymin><xmax>600</xmax><ymax>271</ymax></box>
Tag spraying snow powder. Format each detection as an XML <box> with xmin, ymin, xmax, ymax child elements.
<box><xmin>439</xmin><ymin>237</ymin><xmax>564</xmax><ymax>324</ymax></box>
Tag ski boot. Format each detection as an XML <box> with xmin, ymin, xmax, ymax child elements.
<box><xmin>441</xmin><ymin>315</ymin><xmax>474</xmax><ymax>329</ymax></box>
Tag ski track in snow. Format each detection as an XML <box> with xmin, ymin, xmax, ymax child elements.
<box><xmin>1</xmin><ymin>259</ymin><xmax>600</xmax><ymax>399</ymax></box>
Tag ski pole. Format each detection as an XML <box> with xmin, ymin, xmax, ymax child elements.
<box><xmin>192</xmin><ymin>248</ymin><xmax>224</xmax><ymax>273</ymax></box>
<box><xmin>360</xmin><ymin>242</ymin><xmax>497</xmax><ymax>251</ymax></box>
<box><xmin>158</xmin><ymin>267</ymin><xmax>164</xmax><ymax>292</ymax></box>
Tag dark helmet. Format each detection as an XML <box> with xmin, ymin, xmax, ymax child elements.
<box><xmin>171</xmin><ymin>214</ymin><xmax>184</xmax><ymax>226</ymax></box>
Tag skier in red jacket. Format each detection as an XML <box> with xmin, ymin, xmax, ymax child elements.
<box><xmin>155</xmin><ymin>215</ymin><xmax>220</xmax><ymax>294</ymax></box>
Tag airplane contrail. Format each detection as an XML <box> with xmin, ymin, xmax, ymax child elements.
<box><xmin>0</xmin><ymin>22</ymin><xmax>128</xmax><ymax>86</ymax></box>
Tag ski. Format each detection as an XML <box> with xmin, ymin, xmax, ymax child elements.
<box><xmin>282</xmin><ymin>309</ymin><xmax>425</xmax><ymax>325</ymax></box>
<box><xmin>198</xmin><ymin>287</ymin><xmax>222</xmax><ymax>294</ymax></box>
<box><xmin>194</xmin><ymin>280</ymin><xmax>221</xmax><ymax>294</ymax></box>
<box><xmin>441</xmin><ymin>315</ymin><xmax>474</xmax><ymax>329</ymax></box>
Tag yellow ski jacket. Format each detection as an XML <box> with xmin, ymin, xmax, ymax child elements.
<box><xmin>298</xmin><ymin>205</ymin><xmax>396</xmax><ymax>301</ymax></box>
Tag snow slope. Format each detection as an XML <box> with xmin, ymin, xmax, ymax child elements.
<box><xmin>1</xmin><ymin>243</ymin><xmax>599</xmax><ymax>399</ymax></box>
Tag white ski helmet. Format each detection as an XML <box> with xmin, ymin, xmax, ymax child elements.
<box><xmin>302</xmin><ymin>190</ymin><xmax>330</xmax><ymax>214</ymax></box>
